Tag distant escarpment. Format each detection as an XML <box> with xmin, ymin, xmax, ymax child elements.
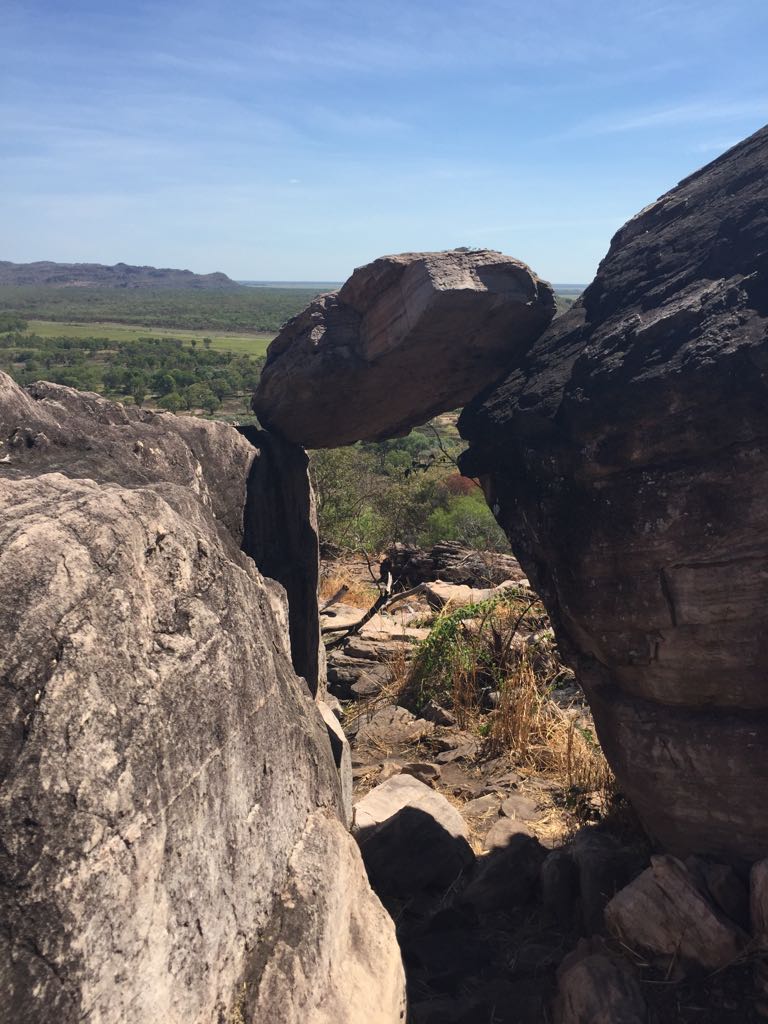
<box><xmin>0</xmin><ymin>259</ymin><xmax>242</xmax><ymax>290</ymax></box>
<box><xmin>0</xmin><ymin>374</ymin><xmax>404</xmax><ymax>1023</ymax></box>
<box><xmin>460</xmin><ymin>123</ymin><xmax>768</xmax><ymax>861</ymax></box>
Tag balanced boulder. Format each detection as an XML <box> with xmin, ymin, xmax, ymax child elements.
<box><xmin>253</xmin><ymin>249</ymin><xmax>555</xmax><ymax>447</ymax></box>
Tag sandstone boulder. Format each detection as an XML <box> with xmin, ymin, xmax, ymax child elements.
<box><xmin>460</xmin><ymin>124</ymin><xmax>768</xmax><ymax>861</ymax></box>
<box><xmin>554</xmin><ymin>939</ymin><xmax>646</xmax><ymax>1024</ymax></box>
<box><xmin>354</xmin><ymin>775</ymin><xmax>474</xmax><ymax>900</ymax></box>
<box><xmin>605</xmin><ymin>855</ymin><xmax>748</xmax><ymax>971</ymax></box>
<box><xmin>248</xmin><ymin>810</ymin><xmax>407</xmax><ymax>1024</ymax></box>
<box><xmin>0</xmin><ymin>374</ymin><xmax>405</xmax><ymax>1023</ymax></box>
<box><xmin>423</xmin><ymin>579</ymin><xmax>520</xmax><ymax>610</ymax></box>
<box><xmin>253</xmin><ymin>249</ymin><xmax>555</xmax><ymax>447</ymax></box>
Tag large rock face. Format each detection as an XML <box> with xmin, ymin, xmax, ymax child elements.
<box><xmin>253</xmin><ymin>249</ymin><xmax>555</xmax><ymax>447</ymax></box>
<box><xmin>460</xmin><ymin>124</ymin><xmax>768</xmax><ymax>862</ymax></box>
<box><xmin>0</xmin><ymin>375</ymin><xmax>405</xmax><ymax>1023</ymax></box>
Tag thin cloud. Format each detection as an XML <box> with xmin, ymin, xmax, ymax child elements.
<box><xmin>571</xmin><ymin>98</ymin><xmax>768</xmax><ymax>136</ymax></box>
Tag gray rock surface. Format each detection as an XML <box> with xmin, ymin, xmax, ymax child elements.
<box><xmin>355</xmin><ymin>705</ymin><xmax>434</xmax><ymax>751</ymax></box>
<box><xmin>0</xmin><ymin>374</ymin><xmax>405</xmax><ymax>1023</ymax></box>
<box><xmin>460</xmin><ymin>124</ymin><xmax>768</xmax><ymax>860</ymax></box>
<box><xmin>248</xmin><ymin>810</ymin><xmax>406</xmax><ymax>1024</ymax></box>
<box><xmin>253</xmin><ymin>249</ymin><xmax>555</xmax><ymax>447</ymax></box>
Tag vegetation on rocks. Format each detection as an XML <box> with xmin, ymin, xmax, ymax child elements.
<box><xmin>310</xmin><ymin>428</ymin><xmax>508</xmax><ymax>553</ymax></box>
<box><xmin>398</xmin><ymin>585</ymin><xmax>615</xmax><ymax>811</ymax></box>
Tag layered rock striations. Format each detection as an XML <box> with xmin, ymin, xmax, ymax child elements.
<box><xmin>253</xmin><ymin>249</ymin><xmax>556</xmax><ymax>447</ymax></box>
<box><xmin>0</xmin><ymin>374</ymin><xmax>405</xmax><ymax>1023</ymax></box>
<box><xmin>459</xmin><ymin>124</ymin><xmax>768</xmax><ymax>861</ymax></box>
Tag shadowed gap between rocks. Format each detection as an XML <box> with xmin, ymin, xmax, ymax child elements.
<box><xmin>238</xmin><ymin>425</ymin><xmax>322</xmax><ymax>694</ymax></box>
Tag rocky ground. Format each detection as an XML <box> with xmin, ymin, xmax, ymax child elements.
<box><xmin>322</xmin><ymin>548</ymin><xmax>766</xmax><ymax>1024</ymax></box>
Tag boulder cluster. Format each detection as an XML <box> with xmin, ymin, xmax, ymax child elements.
<box><xmin>2</xmin><ymin>122</ymin><xmax>767</xmax><ymax>1021</ymax></box>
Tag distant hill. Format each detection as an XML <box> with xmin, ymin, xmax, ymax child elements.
<box><xmin>0</xmin><ymin>260</ymin><xmax>242</xmax><ymax>291</ymax></box>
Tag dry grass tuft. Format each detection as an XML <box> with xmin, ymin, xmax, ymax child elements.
<box><xmin>319</xmin><ymin>570</ymin><xmax>380</xmax><ymax>608</ymax></box>
<box><xmin>396</xmin><ymin>588</ymin><xmax>617</xmax><ymax>825</ymax></box>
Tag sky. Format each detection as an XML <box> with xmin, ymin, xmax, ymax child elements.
<box><xmin>1</xmin><ymin>0</ymin><xmax>767</xmax><ymax>283</ymax></box>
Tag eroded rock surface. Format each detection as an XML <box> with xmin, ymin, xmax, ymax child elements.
<box><xmin>253</xmin><ymin>249</ymin><xmax>555</xmax><ymax>447</ymax></box>
<box><xmin>460</xmin><ymin>124</ymin><xmax>768</xmax><ymax>861</ymax></box>
<box><xmin>0</xmin><ymin>374</ymin><xmax>405</xmax><ymax>1023</ymax></box>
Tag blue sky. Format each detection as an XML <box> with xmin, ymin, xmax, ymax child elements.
<box><xmin>1</xmin><ymin>0</ymin><xmax>767</xmax><ymax>282</ymax></box>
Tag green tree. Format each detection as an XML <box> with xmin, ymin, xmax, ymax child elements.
<box><xmin>155</xmin><ymin>372</ymin><xmax>177</xmax><ymax>396</ymax></box>
<box><xmin>157</xmin><ymin>391</ymin><xmax>186</xmax><ymax>412</ymax></box>
<box><xmin>185</xmin><ymin>382</ymin><xmax>220</xmax><ymax>413</ymax></box>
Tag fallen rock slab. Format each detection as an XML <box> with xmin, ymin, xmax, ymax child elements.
<box><xmin>605</xmin><ymin>854</ymin><xmax>748</xmax><ymax>971</ymax></box>
<box><xmin>355</xmin><ymin>705</ymin><xmax>434</xmax><ymax>750</ymax></box>
<box><xmin>423</xmin><ymin>579</ymin><xmax>520</xmax><ymax>609</ymax></box>
<box><xmin>354</xmin><ymin>775</ymin><xmax>474</xmax><ymax>900</ymax></box>
<box><xmin>253</xmin><ymin>249</ymin><xmax>556</xmax><ymax>447</ymax></box>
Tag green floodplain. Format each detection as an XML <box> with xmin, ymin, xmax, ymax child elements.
<box><xmin>26</xmin><ymin>319</ymin><xmax>274</xmax><ymax>357</ymax></box>
<box><xmin>0</xmin><ymin>282</ymin><xmax>580</xmax><ymax>422</ymax></box>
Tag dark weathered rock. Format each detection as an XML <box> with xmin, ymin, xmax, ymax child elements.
<box><xmin>401</xmin><ymin>761</ymin><xmax>442</xmax><ymax>786</ymax></box>
<box><xmin>541</xmin><ymin>849</ymin><xmax>579</xmax><ymax>921</ymax></box>
<box><xmin>571</xmin><ymin>827</ymin><xmax>639</xmax><ymax>935</ymax></box>
<box><xmin>752</xmin><ymin>859</ymin><xmax>768</xmax><ymax>943</ymax></box>
<box><xmin>554</xmin><ymin>938</ymin><xmax>646</xmax><ymax>1024</ymax></box>
<box><xmin>0</xmin><ymin>375</ymin><xmax>405</xmax><ymax>1023</ymax></box>
<box><xmin>752</xmin><ymin>860</ymin><xmax>768</xmax><ymax>1012</ymax></box>
<box><xmin>461</xmin><ymin>833</ymin><xmax>546</xmax><ymax>913</ymax></box>
<box><xmin>384</xmin><ymin>542</ymin><xmax>527</xmax><ymax>589</ymax></box>
<box><xmin>253</xmin><ymin>249</ymin><xmax>556</xmax><ymax>447</ymax></box>
<box><xmin>240</xmin><ymin>427</ymin><xmax>324</xmax><ymax>693</ymax></box>
<box><xmin>460</xmin><ymin>124</ymin><xmax>768</xmax><ymax>860</ymax></box>
<box><xmin>420</xmin><ymin>700</ymin><xmax>458</xmax><ymax>727</ymax></box>
<box><xmin>605</xmin><ymin>855</ymin><xmax>748</xmax><ymax>971</ymax></box>
<box><xmin>686</xmin><ymin>856</ymin><xmax>750</xmax><ymax>930</ymax></box>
